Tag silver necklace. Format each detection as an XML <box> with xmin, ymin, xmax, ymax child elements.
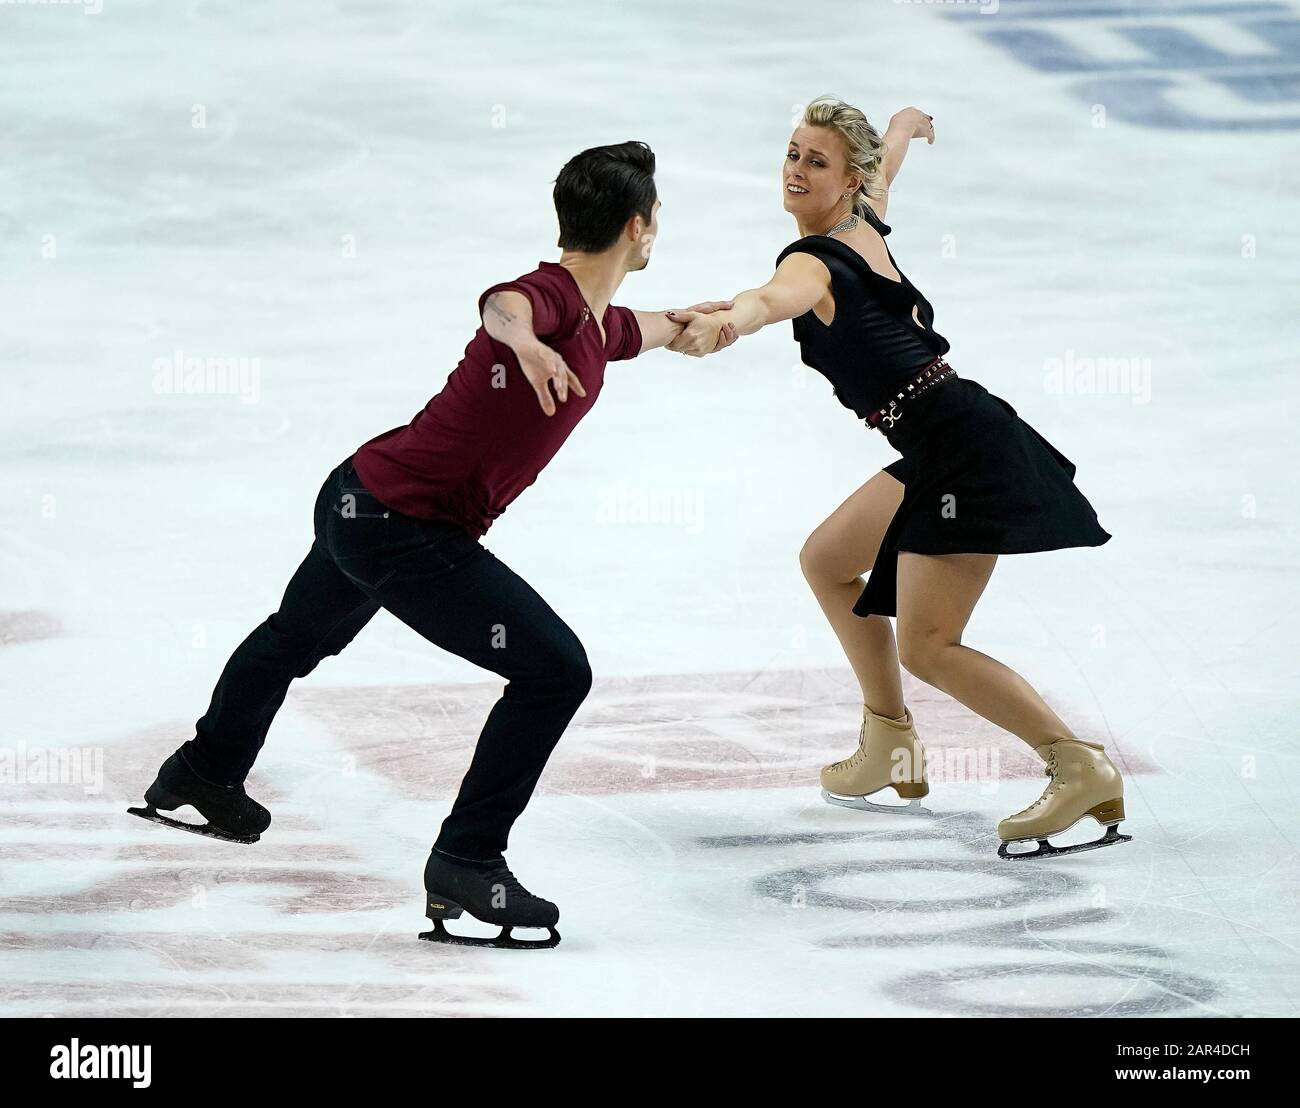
<box><xmin>823</xmin><ymin>213</ymin><xmax>858</xmax><ymax>238</ymax></box>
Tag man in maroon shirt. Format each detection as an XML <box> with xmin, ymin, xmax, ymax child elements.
<box><xmin>129</xmin><ymin>141</ymin><xmax>735</xmax><ymax>948</ymax></box>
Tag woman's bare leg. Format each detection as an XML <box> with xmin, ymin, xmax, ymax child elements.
<box><xmin>894</xmin><ymin>552</ymin><xmax>1075</xmax><ymax>749</ymax></box>
<box><xmin>799</xmin><ymin>471</ymin><xmax>906</xmax><ymax>718</ymax></box>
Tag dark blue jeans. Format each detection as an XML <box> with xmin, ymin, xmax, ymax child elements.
<box><xmin>182</xmin><ymin>457</ymin><xmax>592</xmax><ymax>861</ymax></box>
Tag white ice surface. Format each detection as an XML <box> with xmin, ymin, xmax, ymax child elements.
<box><xmin>1</xmin><ymin>0</ymin><xmax>1298</xmax><ymax>1016</ymax></box>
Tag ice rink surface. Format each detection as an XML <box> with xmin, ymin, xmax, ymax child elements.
<box><xmin>1</xmin><ymin>0</ymin><xmax>1298</xmax><ymax>1016</ymax></box>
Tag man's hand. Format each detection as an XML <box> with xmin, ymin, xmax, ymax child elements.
<box><xmin>664</xmin><ymin>305</ymin><xmax>738</xmax><ymax>357</ymax></box>
<box><xmin>634</xmin><ymin>300</ymin><xmax>734</xmax><ymax>352</ymax></box>
<box><xmin>515</xmin><ymin>340</ymin><xmax>587</xmax><ymax>416</ymax></box>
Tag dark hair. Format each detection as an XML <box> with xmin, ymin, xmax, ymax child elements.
<box><xmin>553</xmin><ymin>141</ymin><xmax>656</xmax><ymax>252</ymax></box>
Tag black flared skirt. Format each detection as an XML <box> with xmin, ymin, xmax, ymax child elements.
<box><xmin>855</xmin><ymin>376</ymin><xmax>1111</xmax><ymax>618</ymax></box>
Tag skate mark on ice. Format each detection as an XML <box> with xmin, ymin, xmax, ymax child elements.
<box><xmin>756</xmin><ymin>858</ymin><xmax>1075</xmax><ymax>914</ymax></box>
<box><xmin>888</xmin><ymin>962</ymin><xmax>1218</xmax><ymax>1019</ymax></box>
<box><xmin>823</xmin><ymin>907</ymin><xmax>1167</xmax><ymax>961</ymax></box>
<box><xmin>700</xmin><ymin>830</ymin><xmax>950</xmax><ymax>848</ymax></box>
<box><xmin>0</xmin><ymin>842</ymin><xmax>360</xmax><ymax>863</ymax></box>
<box><xmin>0</xmin><ymin>808</ymin><xmax>316</xmax><ymax>831</ymax></box>
<box><xmin>0</xmin><ymin>928</ymin><xmax>518</xmax><ymax>974</ymax></box>
<box><xmin>704</xmin><ymin>816</ymin><xmax>1222</xmax><ymax>1017</ymax></box>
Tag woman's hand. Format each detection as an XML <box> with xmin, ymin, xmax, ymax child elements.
<box><xmin>665</xmin><ymin>311</ymin><xmax>738</xmax><ymax>357</ymax></box>
<box><xmin>632</xmin><ymin>300</ymin><xmax>732</xmax><ymax>353</ymax></box>
<box><xmin>890</xmin><ymin>106</ymin><xmax>935</xmax><ymax>145</ymax></box>
<box><xmin>515</xmin><ymin>339</ymin><xmax>586</xmax><ymax>416</ymax></box>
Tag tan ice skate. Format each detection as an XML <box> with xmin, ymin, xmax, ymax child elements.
<box><xmin>997</xmin><ymin>738</ymin><xmax>1131</xmax><ymax>859</ymax></box>
<box><xmin>820</xmin><ymin>706</ymin><xmax>930</xmax><ymax>814</ymax></box>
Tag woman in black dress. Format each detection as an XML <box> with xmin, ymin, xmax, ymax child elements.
<box><xmin>669</xmin><ymin>97</ymin><xmax>1128</xmax><ymax>858</ymax></box>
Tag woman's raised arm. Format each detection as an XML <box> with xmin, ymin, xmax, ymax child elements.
<box><xmin>875</xmin><ymin>107</ymin><xmax>935</xmax><ymax>216</ymax></box>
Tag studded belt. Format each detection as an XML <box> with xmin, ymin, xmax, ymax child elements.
<box><xmin>864</xmin><ymin>357</ymin><xmax>957</xmax><ymax>430</ymax></box>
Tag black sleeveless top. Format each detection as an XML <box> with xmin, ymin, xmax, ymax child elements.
<box><xmin>776</xmin><ymin>206</ymin><xmax>950</xmax><ymax>419</ymax></box>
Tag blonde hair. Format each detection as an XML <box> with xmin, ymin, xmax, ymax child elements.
<box><xmin>801</xmin><ymin>95</ymin><xmax>887</xmax><ymax>216</ymax></box>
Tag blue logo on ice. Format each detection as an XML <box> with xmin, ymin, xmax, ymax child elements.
<box><xmin>950</xmin><ymin>0</ymin><xmax>1300</xmax><ymax>130</ymax></box>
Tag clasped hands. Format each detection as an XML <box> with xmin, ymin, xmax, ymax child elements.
<box><xmin>664</xmin><ymin>301</ymin><xmax>738</xmax><ymax>357</ymax></box>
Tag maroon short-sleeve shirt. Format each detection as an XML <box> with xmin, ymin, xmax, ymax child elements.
<box><xmin>352</xmin><ymin>262</ymin><xmax>643</xmax><ymax>536</ymax></box>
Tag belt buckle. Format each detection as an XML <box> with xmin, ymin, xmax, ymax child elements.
<box><xmin>881</xmin><ymin>400</ymin><xmax>901</xmax><ymax>429</ymax></box>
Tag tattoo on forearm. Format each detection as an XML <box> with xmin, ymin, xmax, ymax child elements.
<box><xmin>485</xmin><ymin>294</ymin><xmax>517</xmax><ymax>329</ymax></box>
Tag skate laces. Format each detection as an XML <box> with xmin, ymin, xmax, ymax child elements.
<box><xmin>826</xmin><ymin>720</ymin><xmax>871</xmax><ymax>772</ymax></box>
<box><xmin>827</xmin><ymin>741</ymin><xmax>868</xmax><ymax>772</ymax></box>
<box><xmin>481</xmin><ymin>861</ymin><xmax>537</xmax><ymax>902</ymax></box>
<box><xmin>1013</xmin><ymin>751</ymin><xmax>1061</xmax><ymax>817</ymax></box>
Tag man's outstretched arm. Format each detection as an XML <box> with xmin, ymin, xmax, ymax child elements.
<box><xmin>481</xmin><ymin>290</ymin><xmax>585</xmax><ymax>416</ymax></box>
<box><xmin>482</xmin><ymin>290</ymin><xmax>545</xmax><ymax>351</ymax></box>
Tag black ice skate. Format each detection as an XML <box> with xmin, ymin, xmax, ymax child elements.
<box><xmin>127</xmin><ymin>751</ymin><xmax>271</xmax><ymax>844</ymax></box>
<box><xmin>419</xmin><ymin>850</ymin><xmax>560</xmax><ymax>950</ymax></box>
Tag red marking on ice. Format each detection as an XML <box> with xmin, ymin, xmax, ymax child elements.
<box><xmin>0</xmin><ymin>980</ymin><xmax>515</xmax><ymax>1018</ymax></box>
<box><xmin>0</xmin><ymin>711</ymin><xmax>520</xmax><ymax>1017</ymax></box>
<box><xmin>0</xmin><ymin>930</ymin><xmax>506</xmax><ymax>970</ymax></box>
<box><xmin>2</xmin><ymin>864</ymin><xmax>405</xmax><ymax>916</ymax></box>
<box><xmin>8</xmin><ymin>719</ymin><xmax>299</xmax><ymax>813</ymax></box>
<box><xmin>295</xmin><ymin>666</ymin><xmax>1158</xmax><ymax>801</ymax></box>
<box><xmin>0</xmin><ymin>665</ymin><xmax>1153</xmax><ymax>1018</ymax></box>
<box><xmin>0</xmin><ymin>843</ymin><xmax>359</xmax><ymax>863</ymax></box>
<box><xmin>0</xmin><ymin>810</ymin><xmax>318</xmax><ymax>830</ymax></box>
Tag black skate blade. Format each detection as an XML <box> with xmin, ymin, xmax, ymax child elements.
<box><xmin>127</xmin><ymin>804</ymin><xmax>260</xmax><ymax>845</ymax></box>
<box><xmin>418</xmin><ymin>919</ymin><xmax>560</xmax><ymax>950</ymax></box>
<box><xmin>821</xmin><ymin>788</ymin><xmax>932</xmax><ymax>816</ymax></box>
<box><xmin>998</xmin><ymin>823</ymin><xmax>1131</xmax><ymax>860</ymax></box>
